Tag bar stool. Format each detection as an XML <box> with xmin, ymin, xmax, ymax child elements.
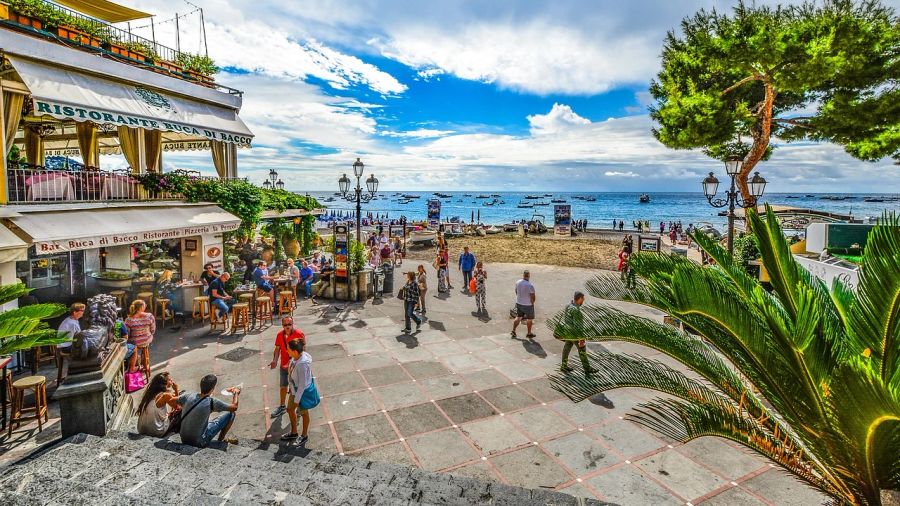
<box><xmin>192</xmin><ymin>296</ymin><xmax>210</xmax><ymax>323</ymax></box>
<box><xmin>231</xmin><ymin>303</ymin><xmax>250</xmax><ymax>333</ymax></box>
<box><xmin>135</xmin><ymin>291</ymin><xmax>154</xmax><ymax>311</ymax></box>
<box><xmin>255</xmin><ymin>297</ymin><xmax>273</xmax><ymax>326</ymax></box>
<box><xmin>155</xmin><ymin>299</ymin><xmax>173</xmax><ymax>328</ymax></box>
<box><xmin>209</xmin><ymin>305</ymin><xmax>228</xmax><ymax>331</ymax></box>
<box><xmin>278</xmin><ymin>290</ymin><xmax>295</xmax><ymax>316</ymax></box>
<box><xmin>109</xmin><ymin>290</ymin><xmax>127</xmax><ymax>310</ymax></box>
<box><xmin>238</xmin><ymin>293</ymin><xmax>254</xmax><ymax>304</ymax></box>
<box><xmin>8</xmin><ymin>375</ymin><xmax>48</xmax><ymax>437</ymax></box>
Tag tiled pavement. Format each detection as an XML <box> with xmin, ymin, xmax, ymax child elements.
<box><xmin>4</xmin><ymin>262</ymin><xmax>828</xmax><ymax>505</ymax></box>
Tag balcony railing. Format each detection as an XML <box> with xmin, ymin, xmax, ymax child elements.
<box><xmin>5</xmin><ymin>164</ymin><xmax>223</xmax><ymax>204</ymax></box>
<box><xmin>1</xmin><ymin>1</ymin><xmax>241</xmax><ymax>95</ymax></box>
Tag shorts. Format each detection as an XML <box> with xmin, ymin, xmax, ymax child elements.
<box><xmin>279</xmin><ymin>367</ymin><xmax>289</xmax><ymax>388</ymax></box>
<box><xmin>287</xmin><ymin>393</ymin><xmax>309</xmax><ymax>415</ymax></box>
<box><xmin>124</xmin><ymin>343</ymin><xmax>136</xmax><ymax>360</ymax></box>
<box><xmin>516</xmin><ymin>303</ymin><xmax>535</xmax><ymax>320</ymax></box>
<box><xmin>257</xmin><ymin>282</ymin><xmax>273</xmax><ymax>293</ymax></box>
<box><xmin>200</xmin><ymin>411</ymin><xmax>235</xmax><ymax>447</ymax></box>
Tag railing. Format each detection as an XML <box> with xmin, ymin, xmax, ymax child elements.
<box><xmin>1</xmin><ymin>1</ymin><xmax>243</xmax><ymax>96</ymax></box>
<box><xmin>7</xmin><ymin>164</ymin><xmax>179</xmax><ymax>203</ymax></box>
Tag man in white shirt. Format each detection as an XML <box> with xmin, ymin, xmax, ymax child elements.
<box><xmin>56</xmin><ymin>303</ymin><xmax>85</xmax><ymax>382</ymax></box>
<box><xmin>512</xmin><ymin>271</ymin><xmax>536</xmax><ymax>339</ymax></box>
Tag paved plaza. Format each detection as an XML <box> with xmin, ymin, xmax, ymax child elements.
<box><xmin>4</xmin><ymin>262</ymin><xmax>827</xmax><ymax>505</ymax></box>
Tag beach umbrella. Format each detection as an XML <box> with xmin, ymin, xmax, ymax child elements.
<box><xmin>477</xmin><ymin>210</ymin><xmax>481</xmax><ymax>223</ymax></box>
<box><xmin>471</xmin><ymin>210</ymin><xmax>474</xmax><ymax>223</ymax></box>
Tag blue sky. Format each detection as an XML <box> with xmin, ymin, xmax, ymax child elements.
<box><xmin>121</xmin><ymin>0</ymin><xmax>900</xmax><ymax>193</ymax></box>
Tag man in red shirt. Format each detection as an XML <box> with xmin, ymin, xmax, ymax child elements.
<box><xmin>269</xmin><ymin>316</ymin><xmax>305</xmax><ymax>418</ymax></box>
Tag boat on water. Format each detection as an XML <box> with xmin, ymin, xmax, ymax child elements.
<box><xmin>524</xmin><ymin>195</ymin><xmax>542</xmax><ymax>199</ymax></box>
<box><xmin>533</xmin><ymin>201</ymin><xmax>550</xmax><ymax>206</ymax></box>
<box><xmin>550</xmin><ymin>199</ymin><xmax>566</xmax><ymax>203</ymax></box>
<box><xmin>476</xmin><ymin>195</ymin><xmax>490</xmax><ymax>199</ymax></box>
<box><xmin>322</xmin><ymin>197</ymin><xmax>335</xmax><ymax>202</ymax></box>
<box><xmin>864</xmin><ymin>197</ymin><xmax>885</xmax><ymax>202</ymax></box>
<box><xmin>585</xmin><ymin>197</ymin><xmax>596</xmax><ymax>202</ymax></box>
<box><xmin>544</xmin><ymin>193</ymin><xmax>553</xmax><ymax>197</ymax></box>
<box><xmin>402</xmin><ymin>194</ymin><xmax>421</xmax><ymax>199</ymax></box>
<box><xmin>491</xmin><ymin>194</ymin><xmax>501</xmax><ymax>197</ymax></box>
<box><xmin>639</xmin><ymin>194</ymin><xmax>650</xmax><ymax>203</ymax></box>
<box><xmin>517</xmin><ymin>202</ymin><xmax>534</xmax><ymax>208</ymax></box>
<box><xmin>434</xmin><ymin>192</ymin><xmax>452</xmax><ymax>198</ymax></box>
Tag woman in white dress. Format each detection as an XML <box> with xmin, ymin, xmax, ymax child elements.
<box><xmin>136</xmin><ymin>372</ymin><xmax>180</xmax><ymax>437</ymax></box>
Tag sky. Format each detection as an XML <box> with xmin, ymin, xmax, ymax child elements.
<box><xmin>114</xmin><ymin>0</ymin><xmax>900</xmax><ymax>193</ymax></box>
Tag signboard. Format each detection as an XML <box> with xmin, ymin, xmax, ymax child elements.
<box><xmin>427</xmin><ymin>199</ymin><xmax>441</xmax><ymax>229</ymax></box>
<box><xmin>334</xmin><ymin>224</ymin><xmax>349</xmax><ymax>278</ymax></box>
<box><xmin>639</xmin><ymin>236</ymin><xmax>661</xmax><ymax>252</ymax></box>
<box><xmin>201</xmin><ymin>234</ymin><xmax>224</xmax><ymax>271</ymax></box>
<box><xmin>34</xmin><ymin>222</ymin><xmax>240</xmax><ymax>254</ymax></box>
<box><xmin>554</xmin><ymin>205</ymin><xmax>571</xmax><ymax>236</ymax></box>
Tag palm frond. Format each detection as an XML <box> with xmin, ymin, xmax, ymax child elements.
<box><xmin>691</xmin><ymin>229</ymin><xmax>760</xmax><ymax>299</ymax></box>
<box><xmin>629</xmin><ymin>397</ymin><xmax>846</xmax><ymax>502</ymax></box>
<box><xmin>585</xmin><ymin>272</ymin><xmax>653</xmax><ymax>304</ymax></box>
<box><xmin>0</xmin><ymin>302</ymin><xmax>67</xmax><ymax>323</ymax></box>
<box><xmin>846</xmin><ymin>212</ymin><xmax>900</xmax><ymax>386</ymax></box>
<box><xmin>0</xmin><ymin>282</ymin><xmax>30</xmax><ymax>306</ymax></box>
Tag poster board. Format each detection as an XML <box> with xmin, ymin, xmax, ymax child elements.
<box><xmin>427</xmin><ymin>199</ymin><xmax>441</xmax><ymax>229</ymax></box>
<box><xmin>638</xmin><ymin>236</ymin><xmax>661</xmax><ymax>252</ymax></box>
<box><xmin>334</xmin><ymin>224</ymin><xmax>349</xmax><ymax>278</ymax></box>
<box><xmin>554</xmin><ymin>204</ymin><xmax>571</xmax><ymax>236</ymax></box>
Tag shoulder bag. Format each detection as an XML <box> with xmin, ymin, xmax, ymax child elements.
<box><xmin>171</xmin><ymin>396</ymin><xmax>211</xmax><ymax>437</ymax></box>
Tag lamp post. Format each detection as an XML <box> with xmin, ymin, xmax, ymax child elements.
<box><xmin>702</xmin><ymin>157</ymin><xmax>767</xmax><ymax>255</ymax></box>
<box><xmin>262</xmin><ymin>168</ymin><xmax>283</xmax><ymax>190</ymax></box>
<box><xmin>338</xmin><ymin>157</ymin><xmax>378</xmax><ymax>243</ymax></box>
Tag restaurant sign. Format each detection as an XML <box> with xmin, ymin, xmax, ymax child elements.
<box><xmin>35</xmin><ymin>222</ymin><xmax>240</xmax><ymax>253</ymax></box>
<box><xmin>34</xmin><ymin>100</ymin><xmax>253</xmax><ymax>146</ymax></box>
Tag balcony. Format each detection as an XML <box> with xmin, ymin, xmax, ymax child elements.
<box><xmin>0</xmin><ymin>0</ymin><xmax>239</xmax><ymax>95</ymax></box>
<box><xmin>5</xmin><ymin>163</ymin><xmax>233</xmax><ymax>204</ymax></box>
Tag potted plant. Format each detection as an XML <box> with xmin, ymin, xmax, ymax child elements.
<box><xmin>176</xmin><ymin>52</ymin><xmax>219</xmax><ymax>83</ymax></box>
<box><xmin>5</xmin><ymin>0</ymin><xmax>46</xmax><ymax>30</ymax></box>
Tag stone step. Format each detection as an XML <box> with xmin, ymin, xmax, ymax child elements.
<box><xmin>0</xmin><ymin>431</ymin><xmax>612</xmax><ymax>505</ymax></box>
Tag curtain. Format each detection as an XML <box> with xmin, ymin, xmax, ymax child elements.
<box><xmin>24</xmin><ymin>125</ymin><xmax>44</xmax><ymax>166</ymax></box>
<box><xmin>2</xmin><ymin>91</ymin><xmax>24</xmax><ymax>153</ymax></box>
<box><xmin>144</xmin><ymin>129</ymin><xmax>161</xmax><ymax>173</ymax></box>
<box><xmin>76</xmin><ymin>121</ymin><xmax>99</xmax><ymax>168</ymax></box>
<box><xmin>117</xmin><ymin>126</ymin><xmax>141</xmax><ymax>173</ymax></box>
<box><xmin>210</xmin><ymin>139</ymin><xmax>227</xmax><ymax>178</ymax></box>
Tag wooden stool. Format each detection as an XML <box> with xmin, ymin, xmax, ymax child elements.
<box><xmin>238</xmin><ymin>293</ymin><xmax>254</xmax><ymax>304</ymax></box>
<box><xmin>278</xmin><ymin>290</ymin><xmax>295</xmax><ymax>316</ymax></box>
<box><xmin>8</xmin><ymin>375</ymin><xmax>48</xmax><ymax>437</ymax></box>
<box><xmin>135</xmin><ymin>291</ymin><xmax>154</xmax><ymax>311</ymax></box>
<box><xmin>231</xmin><ymin>303</ymin><xmax>250</xmax><ymax>333</ymax></box>
<box><xmin>192</xmin><ymin>296</ymin><xmax>210</xmax><ymax>322</ymax></box>
<box><xmin>109</xmin><ymin>290</ymin><xmax>127</xmax><ymax>310</ymax></box>
<box><xmin>255</xmin><ymin>297</ymin><xmax>273</xmax><ymax>326</ymax></box>
<box><xmin>155</xmin><ymin>299</ymin><xmax>173</xmax><ymax>328</ymax></box>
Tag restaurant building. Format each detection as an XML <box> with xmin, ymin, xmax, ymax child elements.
<box><xmin>0</xmin><ymin>0</ymin><xmax>254</xmax><ymax>308</ymax></box>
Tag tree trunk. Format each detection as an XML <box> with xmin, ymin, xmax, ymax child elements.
<box><xmin>739</xmin><ymin>81</ymin><xmax>776</xmax><ymax>205</ymax></box>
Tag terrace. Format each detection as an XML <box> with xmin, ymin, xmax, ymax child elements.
<box><xmin>0</xmin><ymin>0</ymin><xmax>236</xmax><ymax>94</ymax></box>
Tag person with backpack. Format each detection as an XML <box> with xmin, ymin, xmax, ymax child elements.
<box><xmin>177</xmin><ymin>374</ymin><xmax>240</xmax><ymax>447</ymax></box>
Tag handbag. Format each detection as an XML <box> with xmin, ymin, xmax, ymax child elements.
<box><xmin>299</xmin><ymin>378</ymin><xmax>320</xmax><ymax>410</ymax></box>
<box><xmin>469</xmin><ymin>277</ymin><xmax>476</xmax><ymax>294</ymax></box>
<box><xmin>398</xmin><ymin>286</ymin><xmax>406</xmax><ymax>299</ymax></box>
<box><xmin>125</xmin><ymin>370</ymin><xmax>146</xmax><ymax>393</ymax></box>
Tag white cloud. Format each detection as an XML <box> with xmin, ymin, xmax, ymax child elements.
<box><xmin>382</xmin><ymin>129</ymin><xmax>456</xmax><ymax>139</ymax></box>
<box><xmin>528</xmin><ymin>103</ymin><xmax>590</xmax><ymax>135</ymax></box>
<box><xmin>605</xmin><ymin>171</ymin><xmax>639</xmax><ymax>177</ymax></box>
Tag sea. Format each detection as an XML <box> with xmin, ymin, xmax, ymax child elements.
<box><xmin>309</xmin><ymin>191</ymin><xmax>900</xmax><ymax>231</ymax></box>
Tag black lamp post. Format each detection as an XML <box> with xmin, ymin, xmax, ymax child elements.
<box><xmin>263</xmin><ymin>168</ymin><xmax>283</xmax><ymax>190</ymax></box>
<box><xmin>702</xmin><ymin>157</ymin><xmax>767</xmax><ymax>255</ymax></box>
<box><xmin>339</xmin><ymin>157</ymin><xmax>378</xmax><ymax>243</ymax></box>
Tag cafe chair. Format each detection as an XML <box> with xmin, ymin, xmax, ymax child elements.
<box><xmin>55</xmin><ymin>347</ymin><xmax>70</xmax><ymax>385</ymax></box>
<box><xmin>8</xmin><ymin>375</ymin><xmax>49</xmax><ymax>437</ymax></box>
<box><xmin>210</xmin><ymin>306</ymin><xmax>228</xmax><ymax>332</ymax></box>
<box><xmin>135</xmin><ymin>291</ymin><xmax>154</xmax><ymax>312</ymax></box>
<box><xmin>231</xmin><ymin>303</ymin><xmax>250</xmax><ymax>333</ymax></box>
<box><xmin>155</xmin><ymin>299</ymin><xmax>174</xmax><ymax>328</ymax></box>
<box><xmin>109</xmin><ymin>290</ymin><xmax>127</xmax><ymax>311</ymax></box>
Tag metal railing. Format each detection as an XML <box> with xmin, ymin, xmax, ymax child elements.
<box><xmin>7</xmin><ymin>164</ymin><xmax>177</xmax><ymax>203</ymax></box>
<box><xmin>1</xmin><ymin>1</ymin><xmax>243</xmax><ymax>96</ymax></box>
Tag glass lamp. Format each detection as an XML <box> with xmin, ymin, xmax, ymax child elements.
<box><xmin>702</xmin><ymin>172</ymin><xmax>720</xmax><ymax>197</ymax></box>
<box><xmin>366</xmin><ymin>174</ymin><xmax>378</xmax><ymax>194</ymax></box>
<box><xmin>725</xmin><ymin>156</ymin><xmax>743</xmax><ymax>176</ymax></box>
<box><xmin>338</xmin><ymin>174</ymin><xmax>351</xmax><ymax>195</ymax></box>
<box><xmin>749</xmin><ymin>172</ymin><xmax>767</xmax><ymax>198</ymax></box>
<box><xmin>353</xmin><ymin>158</ymin><xmax>364</xmax><ymax>178</ymax></box>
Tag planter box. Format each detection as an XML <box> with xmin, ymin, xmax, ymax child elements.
<box><xmin>7</xmin><ymin>10</ymin><xmax>42</xmax><ymax>30</ymax></box>
<box><xmin>109</xmin><ymin>44</ymin><xmax>145</xmax><ymax>62</ymax></box>
<box><xmin>157</xmin><ymin>60</ymin><xmax>183</xmax><ymax>73</ymax></box>
<box><xmin>57</xmin><ymin>25</ymin><xmax>102</xmax><ymax>48</ymax></box>
<box><xmin>185</xmin><ymin>69</ymin><xmax>216</xmax><ymax>84</ymax></box>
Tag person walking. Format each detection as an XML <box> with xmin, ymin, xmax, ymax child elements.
<box><xmin>458</xmin><ymin>246</ymin><xmax>476</xmax><ymax>294</ymax></box>
<box><xmin>415</xmin><ymin>264</ymin><xmax>428</xmax><ymax>315</ymax></box>
<box><xmin>401</xmin><ymin>271</ymin><xmax>422</xmax><ymax>333</ymax></box>
<box><xmin>269</xmin><ymin>317</ymin><xmax>305</xmax><ymax>419</ymax></box>
<box><xmin>125</xmin><ymin>300</ymin><xmax>156</xmax><ymax>383</ymax></box>
<box><xmin>136</xmin><ymin>372</ymin><xmax>180</xmax><ymax>437</ymax></box>
<box><xmin>511</xmin><ymin>270</ymin><xmax>536</xmax><ymax>338</ymax></box>
<box><xmin>283</xmin><ymin>338</ymin><xmax>314</xmax><ymax>445</ymax></box>
<box><xmin>473</xmin><ymin>261</ymin><xmax>487</xmax><ymax>314</ymax></box>
<box><xmin>436</xmin><ymin>249</ymin><xmax>449</xmax><ymax>293</ymax></box>
<box><xmin>555</xmin><ymin>292</ymin><xmax>597</xmax><ymax>375</ymax></box>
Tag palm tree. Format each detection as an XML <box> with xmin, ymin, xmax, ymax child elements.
<box><xmin>549</xmin><ymin>206</ymin><xmax>900</xmax><ymax>505</ymax></box>
<box><xmin>0</xmin><ymin>282</ymin><xmax>68</xmax><ymax>356</ymax></box>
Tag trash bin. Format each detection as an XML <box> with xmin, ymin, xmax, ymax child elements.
<box><xmin>381</xmin><ymin>263</ymin><xmax>395</xmax><ymax>294</ymax></box>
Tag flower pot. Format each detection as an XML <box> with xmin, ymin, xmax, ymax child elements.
<box><xmin>283</xmin><ymin>239</ymin><xmax>300</xmax><ymax>258</ymax></box>
<box><xmin>57</xmin><ymin>26</ymin><xmax>101</xmax><ymax>48</ymax></box>
<box><xmin>8</xmin><ymin>10</ymin><xmax>42</xmax><ymax>30</ymax></box>
<box><xmin>260</xmin><ymin>248</ymin><xmax>274</xmax><ymax>264</ymax></box>
<box><xmin>158</xmin><ymin>60</ymin><xmax>182</xmax><ymax>73</ymax></box>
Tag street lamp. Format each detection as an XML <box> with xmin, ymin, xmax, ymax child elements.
<box><xmin>338</xmin><ymin>157</ymin><xmax>378</xmax><ymax>243</ymax></box>
<box><xmin>263</xmin><ymin>168</ymin><xmax>279</xmax><ymax>189</ymax></box>
<box><xmin>702</xmin><ymin>157</ymin><xmax>767</xmax><ymax>255</ymax></box>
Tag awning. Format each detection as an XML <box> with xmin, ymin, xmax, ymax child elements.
<box><xmin>0</xmin><ymin>224</ymin><xmax>29</xmax><ymax>263</ymax></box>
<box><xmin>8</xmin><ymin>56</ymin><xmax>253</xmax><ymax>146</ymax></box>
<box><xmin>8</xmin><ymin>204</ymin><xmax>241</xmax><ymax>253</ymax></box>
<box><xmin>51</xmin><ymin>0</ymin><xmax>152</xmax><ymax>22</ymax></box>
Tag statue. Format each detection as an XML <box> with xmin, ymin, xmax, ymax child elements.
<box><xmin>65</xmin><ymin>294</ymin><xmax>118</xmax><ymax>375</ymax></box>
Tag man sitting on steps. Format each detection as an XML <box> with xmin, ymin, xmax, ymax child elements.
<box><xmin>177</xmin><ymin>374</ymin><xmax>240</xmax><ymax>447</ymax></box>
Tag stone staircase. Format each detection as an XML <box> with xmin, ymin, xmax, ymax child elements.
<box><xmin>0</xmin><ymin>431</ymin><xmax>611</xmax><ymax>505</ymax></box>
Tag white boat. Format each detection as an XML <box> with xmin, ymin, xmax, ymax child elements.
<box><xmin>409</xmin><ymin>229</ymin><xmax>437</xmax><ymax>244</ymax></box>
<box><xmin>485</xmin><ymin>225</ymin><xmax>501</xmax><ymax>234</ymax></box>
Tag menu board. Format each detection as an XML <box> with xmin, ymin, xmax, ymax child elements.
<box><xmin>334</xmin><ymin>224</ymin><xmax>349</xmax><ymax>278</ymax></box>
<box><xmin>427</xmin><ymin>199</ymin><xmax>441</xmax><ymax>229</ymax></box>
